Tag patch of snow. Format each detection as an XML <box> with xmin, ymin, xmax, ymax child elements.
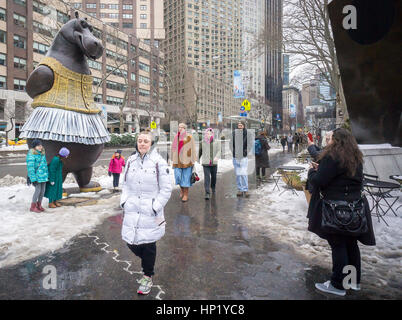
<box><xmin>0</xmin><ymin>145</ymin><xmax>28</xmax><ymax>151</ymax></box>
<box><xmin>358</xmin><ymin>144</ymin><xmax>400</xmax><ymax>150</ymax></box>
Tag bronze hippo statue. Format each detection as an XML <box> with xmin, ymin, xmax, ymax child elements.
<box><xmin>20</xmin><ymin>13</ymin><xmax>110</xmax><ymax>191</ymax></box>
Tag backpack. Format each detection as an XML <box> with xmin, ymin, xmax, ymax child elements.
<box><xmin>254</xmin><ymin>139</ymin><xmax>262</xmax><ymax>155</ymax></box>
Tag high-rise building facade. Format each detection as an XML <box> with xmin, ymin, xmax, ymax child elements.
<box><xmin>162</xmin><ymin>0</ymin><xmax>244</xmax><ymax>127</ymax></box>
<box><xmin>0</xmin><ymin>0</ymin><xmax>164</xmax><ymax>138</ymax></box>
<box><xmin>282</xmin><ymin>54</ymin><xmax>289</xmax><ymax>86</ymax></box>
<box><xmin>265</xmin><ymin>0</ymin><xmax>283</xmax><ymax>131</ymax></box>
<box><xmin>70</xmin><ymin>0</ymin><xmax>165</xmax><ymax>47</ymax></box>
<box><xmin>242</xmin><ymin>0</ymin><xmax>265</xmax><ymax>100</ymax></box>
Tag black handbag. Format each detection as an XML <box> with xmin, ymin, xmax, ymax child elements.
<box><xmin>321</xmin><ymin>194</ymin><xmax>368</xmax><ymax>236</ymax></box>
<box><xmin>190</xmin><ymin>172</ymin><xmax>199</xmax><ymax>184</ymax></box>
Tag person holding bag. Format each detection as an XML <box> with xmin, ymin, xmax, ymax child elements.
<box><xmin>26</xmin><ymin>139</ymin><xmax>49</xmax><ymax>212</ymax></box>
<box><xmin>307</xmin><ymin>128</ymin><xmax>375</xmax><ymax>296</ymax></box>
<box><xmin>170</xmin><ymin>123</ymin><xmax>197</xmax><ymax>202</ymax></box>
<box><xmin>198</xmin><ymin>128</ymin><xmax>221</xmax><ymax>199</ymax></box>
<box><xmin>121</xmin><ymin>131</ymin><xmax>172</xmax><ymax>295</ymax></box>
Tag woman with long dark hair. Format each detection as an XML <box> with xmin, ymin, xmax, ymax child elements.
<box><xmin>307</xmin><ymin>128</ymin><xmax>375</xmax><ymax>296</ymax></box>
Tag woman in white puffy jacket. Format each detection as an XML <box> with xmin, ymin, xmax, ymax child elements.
<box><xmin>120</xmin><ymin>131</ymin><xmax>172</xmax><ymax>295</ymax></box>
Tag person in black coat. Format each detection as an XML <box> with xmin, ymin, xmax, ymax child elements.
<box><xmin>280</xmin><ymin>136</ymin><xmax>287</xmax><ymax>152</ymax></box>
<box><xmin>307</xmin><ymin>128</ymin><xmax>375</xmax><ymax>296</ymax></box>
<box><xmin>255</xmin><ymin>131</ymin><xmax>270</xmax><ymax>181</ymax></box>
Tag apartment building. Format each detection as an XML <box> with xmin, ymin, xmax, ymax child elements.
<box><xmin>282</xmin><ymin>85</ymin><xmax>303</xmax><ymax>133</ymax></box>
<box><xmin>242</xmin><ymin>0</ymin><xmax>266</xmax><ymax>100</ymax></box>
<box><xmin>0</xmin><ymin>0</ymin><xmax>164</xmax><ymax>138</ymax></box>
<box><xmin>70</xmin><ymin>0</ymin><xmax>165</xmax><ymax>47</ymax></box>
<box><xmin>162</xmin><ymin>0</ymin><xmax>244</xmax><ymax>128</ymax></box>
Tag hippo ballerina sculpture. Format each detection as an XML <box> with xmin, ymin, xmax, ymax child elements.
<box><xmin>20</xmin><ymin>12</ymin><xmax>110</xmax><ymax>192</ymax></box>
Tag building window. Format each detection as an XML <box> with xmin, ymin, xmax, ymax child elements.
<box><xmin>109</xmin><ymin>13</ymin><xmax>119</xmax><ymax>19</ymax></box>
<box><xmin>0</xmin><ymin>30</ymin><xmax>6</xmax><ymax>44</ymax></box>
<box><xmin>57</xmin><ymin>11</ymin><xmax>69</xmax><ymax>24</ymax></box>
<box><xmin>86</xmin><ymin>3</ymin><xmax>96</xmax><ymax>9</ymax></box>
<box><xmin>139</xmin><ymin>75</ymin><xmax>150</xmax><ymax>85</ymax></box>
<box><xmin>14</xmin><ymin>35</ymin><xmax>26</xmax><ymax>49</ymax></box>
<box><xmin>123</xmin><ymin>14</ymin><xmax>133</xmax><ymax>19</ymax></box>
<box><xmin>140</xmin><ymin>5</ymin><xmax>147</xmax><ymax>10</ymax></box>
<box><xmin>140</xmin><ymin>23</ymin><xmax>147</xmax><ymax>28</ymax></box>
<box><xmin>109</xmin><ymin>4</ymin><xmax>118</xmax><ymax>9</ymax></box>
<box><xmin>88</xmin><ymin>60</ymin><xmax>102</xmax><ymax>70</ymax></box>
<box><xmin>0</xmin><ymin>76</ymin><xmax>6</xmax><ymax>89</ymax></box>
<box><xmin>123</xmin><ymin>23</ymin><xmax>133</xmax><ymax>28</ymax></box>
<box><xmin>0</xmin><ymin>8</ymin><xmax>6</xmax><ymax>21</ymax></box>
<box><xmin>131</xmin><ymin>73</ymin><xmax>136</xmax><ymax>81</ymax></box>
<box><xmin>13</xmin><ymin>13</ymin><xmax>26</xmax><ymax>28</ymax></box>
<box><xmin>123</xmin><ymin>5</ymin><xmax>133</xmax><ymax>10</ymax></box>
<box><xmin>139</xmin><ymin>88</ymin><xmax>150</xmax><ymax>97</ymax></box>
<box><xmin>14</xmin><ymin>79</ymin><xmax>26</xmax><ymax>91</ymax></box>
<box><xmin>33</xmin><ymin>41</ymin><xmax>49</xmax><ymax>54</ymax></box>
<box><xmin>14</xmin><ymin>57</ymin><xmax>27</xmax><ymax>70</ymax></box>
<box><xmin>140</xmin><ymin>14</ymin><xmax>147</xmax><ymax>19</ymax></box>
<box><xmin>106</xmin><ymin>96</ymin><xmax>123</xmax><ymax>106</ymax></box>
<box><xmin>73</xmin><ymin>3</ymin><xmax>81</xmax><ymax>9</ymax></box>
<box><xmin>0</xmin><ymin>53</ymin><xmax>6</xmax><ymax>66</ymax></box>
<box><xmin>14</xmin><ymin>0</ymin><xmax>26</xmax><ymax>7</ymax></box>
<box><xmin>139</xmin><ymin>62</ymin><xmax>150</xmax><ymax>72</ymax></box>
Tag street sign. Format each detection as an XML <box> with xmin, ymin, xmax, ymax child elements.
<box><xmin>240</xmin><ymin>106</ymin><xmax>245</xmax><ymax>111</ymax></box>
<box><xmin>240</xmin><ymin>112</ymin><xmax>248</xmax><ymax>117</ymax></box>
<box><xmin>150</xmin><ymin>121</ymin><xmax>157</xmax><ymax>129</ymax></box>
<box><xmin>242</xmin><ymin>99</ymin><xmax>251</xmax><ymax>111</ymax></box>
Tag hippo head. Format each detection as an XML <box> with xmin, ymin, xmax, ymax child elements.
<box><xmin>59</xmin><ymin>13</ymin><xmax>103</xmax><ymax>60</ymax></box>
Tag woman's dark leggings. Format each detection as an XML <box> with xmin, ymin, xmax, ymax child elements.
<box><xmin>112</xmin><ymin>173</ymin><xmax>120</xmax><ymax>188</ymax></box>
<box><xmin>127</xmin><ymin>242</ymin><xmax>157</xmax><ymax>277</ymax></box>
<box><xmin>256</xmin><ymin>167</ymin><xmax>266</xmax><ymax>177</ymax></box>
<box><xmin>32</xmin><ymin>182</ymin><xmax>46</xmax><ymax>203</ymax></box>
<box><xmin>327</xmin><ymin>235</ymin><xmax>361</xmax><ymax>290</ymax></box>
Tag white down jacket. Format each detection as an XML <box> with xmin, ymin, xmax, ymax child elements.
<box><xmin>120</xmin><ymin>148</ymin><xmax>172</xmax><ymax>245</ymax></box>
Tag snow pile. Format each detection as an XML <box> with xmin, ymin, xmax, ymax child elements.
<box><xmin>239</xmin><ymin>158</ymin><xmax>402</xmax><ymax>288</ymax></box>
<box><xmin>0</xmin><ymin>159</ymin><xmax>234</xmax><ymax>268</ymax></box>
<box><xmin>0</xmin><ymin>144</ymin><xmax>28</xmax><ymax>151</ymax></box>
<box><xmin>0</xmin><ymin>175</ymin><xmax>27</xmax><ymax>187</ymax></box>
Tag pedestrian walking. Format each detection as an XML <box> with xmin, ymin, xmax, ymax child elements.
<box><xmin>26</xmin><ymin>139</ymin><xmax>48</xmax><ymax>213</ymax></box>
<box><xmin>231</xmin><ymin>121</ymin><xmax>252</xmax><ymax>197</ymax></box>
<box><xmin>306</xmin><ymin>128</ymin><xmax>375</xmax><ymax>296</ymax></box>
<box><xmin>108</xmin><ymin>149</ymin><xmax>125</xmax><ymax>192</ymax></box>
<box><xmin>198</xmin><ymin>128</ymin><xmax>221</xmax><ymax>199</ymax></box>
<box><xmin>171</xmin><ymin>123</ymin><xmax>197</xmax><ymax>202</ymax></box>
<box><xmin>255</xmin><ymin>131</ymin><xmax>270</xmax><ymax>181</ymax></box>
<box><xmin>45</xmin><ymin>147</ymin><xmax>70</xmax><ymax>208</ymax></box>
<box><xmin>294</xmin><ymin>133</ymin><xmax>299</xmax><ymax>153</ymax></box>
<box><xmin>121</xmin><ymin>131</ymin><xmax>172</xmax><ymax>295</ymax></box>
<box><xmin>280</xmin><ymin>136</ymin><xmax>287</xmax><ymax>152</ymax></box>
<box><xmin>287</xmin><ymin>133</ymin><xmax>293</xmax><ymax>153</ymax></box>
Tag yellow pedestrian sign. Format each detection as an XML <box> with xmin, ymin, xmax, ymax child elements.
<box><xmin>150</xmin><ymin>121</ymin><xmax>157</xmax><ymax>129</ymax></box>
<box><xmin>242</xmin><ymin>99</ymin><xmax>251</xmax><ymax>111</ymax></box>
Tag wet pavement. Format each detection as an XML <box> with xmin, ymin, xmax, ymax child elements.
<box><xmin>0</xmin><ymin>151</ymin><xmax>399</xmax><ymax>300</ymax></box>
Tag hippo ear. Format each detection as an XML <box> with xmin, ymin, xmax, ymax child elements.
<box><xmin>75</xmin><ymin>11</ymin><xmax>79</xmax><ymax>19</ymax></box>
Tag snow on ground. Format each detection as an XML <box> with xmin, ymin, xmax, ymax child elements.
<box><xmin>0</xmin><ymin>158</ymin><xmax>234</xmax><ymax>268</ymax></box>
<box><xmin>240</xmin><ymin>157</ymin><xmax>402</xmax><ymax>288</ymax></box>
<box><xmin>0</xmin><ymin>144</ymin><xmax>28</xmax><ymax>151</ymax></box>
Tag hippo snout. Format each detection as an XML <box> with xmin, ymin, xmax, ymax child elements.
<box><xmin>84</xmin><ymin>37</ymin><xmax>103</xmax><ymax>60</ymax></box>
